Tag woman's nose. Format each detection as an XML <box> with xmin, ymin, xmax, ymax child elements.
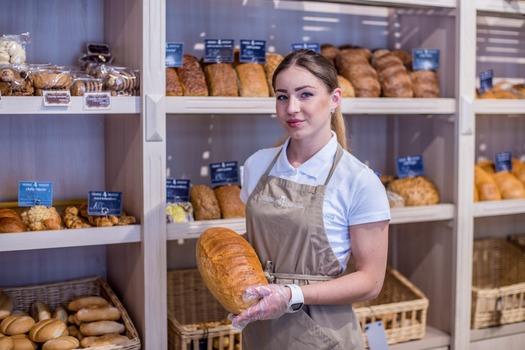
<box><xmin>286</xmin><ymin>96</ymin><xmax>300</xmax><ymax>114</ymax></box>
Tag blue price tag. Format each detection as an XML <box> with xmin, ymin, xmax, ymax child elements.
<box><xmin>479</xmin><ymin>69</ymin><xmax>494</xmax><ymax>94</ymax></box>
<box><xmin>240</xmin><ymin>40</ymin><xmax>266</xmax><ymax>63</ymax></box>
<box><xmin>495</xmin><ymin>152</ymin><xmax>512</xmax><ymax>172</ymax></box>
<box><xmin>365</xmin><ymin>321</ymin><xmax>389</xmax><ymax>350</ymax></box>
<box><xmin>210</xmin><ymin>161</ymin><xmax>239</xmax><ymax>187</ymax></box>
<box><xmin>291</xmin><ymin>43</ymin><xmax>320</xmax><ymax>53</ymax></box>
<box><xmin>396</xmin><ymin>155</ymin><xmax>425</xmax><ymax>178</ymax></box>
<box><xmin>204</xmin><ymin>39</ymin><xmax>235</xmax><ymax>63</ymax></box>
<box><xmin>166</xmin><ymin>42</ymin><xmax>184</xmax><ymax>67</ymax></box>
<box><xmin>18</xmin><ymin>181</ymin><xmax>53</xmax><ymax>207</ymax></box>
<box><xmin>87</xmin><ymin>191</ymin><xmax>122</xmax><ymax>216</ymax></box>
<box><xmin>412</xmin><ymin>48</ymin><xmax>440</xmax><ymax>71</ymax></box>
<box><xmin>167</xmin><ymin>179</ymin><xmax>191</xmax><ymax>203</ymax></box>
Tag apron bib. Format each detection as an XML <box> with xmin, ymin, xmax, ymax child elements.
<box><xmin>243</xmin><ymin>145</ymin><xmax>364</xmax><ymax>350</ymax></box>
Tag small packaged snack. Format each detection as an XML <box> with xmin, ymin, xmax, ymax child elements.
<box><xmin>70</xmin><ymin>74</ymin><xmax>103</xmax><ymax>96</ymax></box>
<box><xmin>31</xmin><ymin>65</ymin><xmax>73</xmax><ymax>93</ymax></box>
<box><xmin>87</xmin><ymin>64</ymin><xmax>140</xmax><ymax>96</ymax></box>
<box><xmin>0</xmin><ymin>32</ymin><xmax>30</xmax><ymax>64</ymax></box>
<box><xmin>0</xmin><ymin>64</ymin><xmax>34</xmax><ymax>96</ymax></box>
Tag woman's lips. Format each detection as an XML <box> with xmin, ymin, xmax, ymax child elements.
<box><xmin>287</xmin><ymin>119</ymin><xmax>303</xmax><ymax>128</ymax></box>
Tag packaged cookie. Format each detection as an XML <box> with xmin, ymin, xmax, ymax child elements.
<box><xmin>103</xmin><ymin>66</ymin><xmax>140</xmax><ymax>95</ymax></box>
<box><xmin>31</xmin><ymin>65</ymin><xmax>73</xmax><ymax>90</ymax></box>
<box><xmin>0</xmin><ymin>32</ymin><xmax>30</xmax><ymax>64</ymax></box>
<box><xmin>70</xmin><ymin>75</ymin><xmax>103</xmax><ymax>96</ymax></box>
<box><xmin>0</xmin><ymin>64</ymin><xmax>34</xmax><ymax>96</ymax></box>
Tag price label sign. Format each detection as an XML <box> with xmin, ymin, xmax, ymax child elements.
<box><xmin>209</xmin><ymin>161</ymin><xmax>239</xmax><ymax>187</ymax></box>
<box><xmin>166</xmin><ymin>42</ymin><xmax>184</xmax><ymax>67</ymax></box>
<box><xmin>291</xmin><ymin>42</ymin><xmax>320</xmax><ymax>53</ymax></box>
<box><xmin>18</xmin><ymin>181</ymin><xmax>53</xmax><ymax>207</ymax></box>
<box><xmin>204</xmin><ymin>39</ymin><xmax>235</xmax><ymax>63</ymax></box>
<box><xmin>495</xmin><ymin>152</ymin><xmax>512</xmax><ymax>172</ymax></box>
<box><xmin>43</xmin><ymin>90</ymin><xmax>71</xmax><ymax>106</ymax></box>
<box><xmin>396</xmin><ymin>155</ymin><xmax>425</xmax><ymax>178</ymax></box>
<box><xmin>166</xmin><ymin>179</ymin><xmax>191</xmax><ymax>203</ymax></box>
<box><xmin>87</xmin><ymin>191</ymin><xmax>122</xmax><ymax>216</ymax></box>
<box><xmin>240</xmin><ymin>40</ymin><xmax>266</xmax><ymax>63</ymax></box>
<box><xmin>84</xmin><ymin>92</ymin><xmax>111</xmax><ymax>110</ymax></box>
<box><xmin>479</xmin><ymin>69</ymin><xmax>494</xmax><ymax>94</ymax></box>
<box><xmin>412</xmin><ymin>48</ymin><xmax>440</xmax><ymax>71</ymax></box>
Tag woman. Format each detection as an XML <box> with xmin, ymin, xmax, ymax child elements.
<box><xmin>231</xmin><ymin>49</ymin><xmax>390</xmax><ymax>349</ymax></box>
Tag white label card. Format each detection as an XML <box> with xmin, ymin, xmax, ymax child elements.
<box><xmin>43</xmin><ymin>90</ymin><xmax>71</xmax><ymax>106</ymax></box>
<box><xmin>365</xmin><ymin>321</ymin><xmax>390</xmax><ymax>350</ymax></box>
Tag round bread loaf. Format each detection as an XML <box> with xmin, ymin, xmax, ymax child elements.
<box><xmin>0</xmin><ymin>315</ymin><xmax>36</xmax><ymax>335</ymax></box>
<box><xmin>42</xmin><ymin>335</ymin><xmax>79</xmax><ymax>350</ymax></box>
<box><xmin>10</xmin><ymin>334</ymin><xmax>36</xmax><ymax>350</ymax></box>
<box><xmin>28</xmin><ymin>319</ymin><xmax>67</xmax><ymax>343</ymax></box>
<box><xmin>0</xmin><ymin>334</ymin><xmax>14</xmax><ymax>350</ymax></box>
<box><xmin>0</xmin><ymin>291</ymin><xmax>13</xmax><ymax>320</ymax></box>
<box><xmin>196</xmin><ymin>227</ymin><xmax>268</xmax><ymax>314</ymax></box>
<box><xmin>0</xmin><ymin>217</ymin><xmax>27</xmax><ymax>233</ymax></box>
<box><xmin>30</xmin><ymin>301</ymin><xmax>51</xmax><ymax>322</ymax></box>
<box><xmin>387</xmin><ymin>176</ymin><xmax>440</xmax><ymax>206</ymax></box>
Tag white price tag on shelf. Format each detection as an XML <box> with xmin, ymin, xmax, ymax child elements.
<box><xmin>83</xmin><ymin>92</ymin><xmax>111</xmax><ymax>110</ymax></box>
<box><xmin>43</xmin><ymin>90</ymin><xmax>71</xmax><ymax>106</ymax></box>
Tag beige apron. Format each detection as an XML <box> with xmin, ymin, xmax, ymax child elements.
<box><xmin>243</xmin><ymin>144</ymin><xmax>364</xmax><ymax>350</ymax></box>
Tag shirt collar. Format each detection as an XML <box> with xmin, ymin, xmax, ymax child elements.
<box><xmin>274</xmin><ymin>132</ymin><xmax>338</xmax><ymax>179</ymax></box>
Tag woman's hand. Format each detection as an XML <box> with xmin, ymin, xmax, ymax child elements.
<box><xmin>229</xmin><ymin>284</ymin><xmax>290</xmax><ymax>330</ymax></box>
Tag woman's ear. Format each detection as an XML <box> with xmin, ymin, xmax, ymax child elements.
<box><xmin>331</xmin><ymin>87</ymin><xmax>342</xmax><ymax>108</ymax></box>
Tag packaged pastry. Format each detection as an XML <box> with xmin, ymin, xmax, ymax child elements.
<box><xmin>0</xmin><ymin>64</ymin><xmax>34</xmax><ymax>96</ymax></box>
<box><xmin>31</xmin><ymin>65</ymin><xmax>73</xmax><ymax>90</ymax></box>
<box><xmin>103</xmin><ymin>66</ymin><xmax>140</xmax><ymax>95</ymax></box>
<box><xmin>69</xmin><ymin>75</ymin><xmax>103</xmax><ymax>96</ymax></box>
<box><xmin>0</xmin><ymin>32</ymin><xmax>30</xmax><ymax>64</ymax></box>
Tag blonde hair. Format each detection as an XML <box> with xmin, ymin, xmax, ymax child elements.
<box><xmin>272</xmin><ymin>49</ymin><xmax>348</xmax><ymax>151</ymax></box>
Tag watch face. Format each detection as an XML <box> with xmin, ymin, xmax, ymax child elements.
<box><xmin>291</xmin><ymin>302</ymin><xmax>303</xmax><ymax>311</ymax></box>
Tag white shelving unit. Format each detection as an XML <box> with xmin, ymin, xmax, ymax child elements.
<box><xmin>1</xmin><ymin>0</ymin><xmax>524</xmax><ymax>349</ymax></box>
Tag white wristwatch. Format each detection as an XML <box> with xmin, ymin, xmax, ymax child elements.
<box><xmin>285</xmin><ymin>284</ymin><xmax>304</xmax><ymax>313</ymax></box>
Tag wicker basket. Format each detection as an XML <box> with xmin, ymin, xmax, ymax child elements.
<box><xmin>509</xmin><ymin>233</ymin><xmax>525</xmax><ymax>252</ymax></box>
<box><xmin>1</xmin><ymin>276</ymin><xmax>141</xmax><ymax>350</ymax></box>
<box><xmin>471</xmin><ymin>238</ymin><xmax>525</xmax><ymax>329</ymax></box>
<box><xmin>167</xmin><ymin>269</ymin><xmax>241</xmax><ymax>350</ymax></box>
<box><xmin>354</xmin><ymin>267</ymin><xmax>429</xmax><ymax>347</ymax></box>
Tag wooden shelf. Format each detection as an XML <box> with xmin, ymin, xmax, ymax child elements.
<box><xmin>0</xmin><ymin>96</ymin><xmax>140</xmax><ymax>115</ymax></box>
<box><xmin>473</xmin><ymin>199</ymin><xmax>525</xmax><ymax>218</ymax></box>
<box><xmin>0</xmin><ymin>225</ymin><xmax>141</xmax><ymax>252</ymax></box>
<box><xmin>390</xmin><ymin>326</ymin><xmax>450</xmax><ymax>350</ymax></box>
<box><xmin>476</xmin><ymin>0</ymin><xmax>525</xmax><ymax>14</ymax></box>
<box><xmin>167</xmin><ymin>204</ymin><xmax>455</xmax><ymax>240</ymax></box>
<box><xmin>308</xmin><ymin>0</ymin><xmax>456</xmax><ymax>8</ymax></box>
<box><xmin>474</xmin><ymin>100</ymin><xmax>525</xmax><ymax>115</ymax></box>
<box><xmin>471</xmin><ymin>322</ymin><xmax>525</xmax><ymax>342</ymax></box>
<box><xmin>166</xmin><ymin>97</ymin><xmax>456</xmax><ymax>115</ymax></box>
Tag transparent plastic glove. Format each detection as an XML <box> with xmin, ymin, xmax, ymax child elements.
<box><xmin>229</xmin><ymin>284</ymin><xmax>290</xmax><ymax>330</ymax></box>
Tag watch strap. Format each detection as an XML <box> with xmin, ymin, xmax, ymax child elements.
<box><xmin>285</xmin><ymin>284</ymin><xmax>304</xmax><ymax>313</ymax></box>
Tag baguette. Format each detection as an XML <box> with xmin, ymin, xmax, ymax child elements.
<box><xmin>28</xmin><ymin>319</ymin><xmax>67</xmax><ymax>343</ymax></box>
<box><xmin>80</xmin><ymin>333</ymin><xmax>129</xmax><ymax>348</ymax></box>
<box><xmin>67</xmin><ymin>296</ymin><xmax>109</xmax><ymax>312</ymax></box>
<box><xmin>42</xmin><ymin>336</ymin><xmax>79</xmax><ymax>350</ymax></box>
<box><xmin>0</xmin><ymin>315</ymin><xmax>36</xmax><ymax>335</ymax></box>
<box><xmin>75</xmin><ymin>306</ymin><xmax>121</xmax><ymax>322</ymax></box>
<box><xmin>52</xmin><ymin>307</ymin><xmax>68</xmax><ymax>323</ymax></box>
<box><xmin>79</xmin><ymin>320</ymin><xmax>125</xmax><ymax>336</ymax></box>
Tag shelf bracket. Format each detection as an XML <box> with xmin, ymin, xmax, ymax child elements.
<box><xmin>146</xmin><ymin>94</ymin><xmax>165</xmax><ymax>142</ymax></box>
<box><xmin>459</xmin><ymin>95</ymin><xmax>474</xmax><ymax>135</ymax></box>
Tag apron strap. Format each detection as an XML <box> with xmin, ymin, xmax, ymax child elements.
<box><xmin>264</xmin><ymin>260</ymin><xmax>336</xmax><ymax>285</ymax></box>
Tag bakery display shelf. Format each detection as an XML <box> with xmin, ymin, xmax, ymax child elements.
<box><xmin>305</xmin><ymin>0</ymin><xmax>456</xmax><ymax>9</ymax></box>
<box><xmin>390</xmin><ymin>326</ymin><xmax>450</xmax><ymax>350</ymax></box>
<box><xmin>471</xmin><ymin>321</ymin><xmax>525</xmax><ymax>342</ymax></box>
<box><xmin>0</xmin><ymin>225</ymin><xmax>141</xmax><ymax>252</ymax></box>
<box><xmin>167</xmin><ymin>204</ymin><xmax>455</xmax><ymax>241</ymax></box>
<box><xmin>166</xmin><ymin>97</ymin><xmax>456</xmax><ymax>115</ymax></box>
<box><xmin>473</xmin><ymin>100</ymin><xmax>525</xmax><ymax>115</ymax></box>
<box><xmin>0</xmin><ymin>96</ymin><xmax>140</xmax><ymax>115</ymax></box>
<box><xmin>476</xmin><ymin>0</ymin><xmax>525</xmax><ymax>15</ymax></box>
<box><xmin>473</xmin><ymin>199</ymin><xmax>525</xmax><ymax>217</ymax></box>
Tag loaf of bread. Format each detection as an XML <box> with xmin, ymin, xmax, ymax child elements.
<box><xmin>190</xmin><ymin>185</ymin><xmax>221</xmax><ymax>220</ymax></box>
<box><xmin>204</xmin><ymin>63</ymin><xmax>238</xmax><ymax>97</ymax></box>
<box><xmin>264</xmin><ymin>53</ymin><xmax>283</xmax><ymax>97</ymax></box>
<box><xmin>80</xmin><ymin>333</ymin><xmax>129</xmax><ymax>348</ymax></box>
<box><xmin>477</xmin><ymin>160</ymin><xmax>495</xmax><ymax>174</ymax></box>
<box><xmin>387</xmin><ymin>176</ymin><xmax>440</xmax><ymax>206</ymax></box>
<box><xmin>67</xmin><ymin>296</ymin><xmax>109</xmax><ymax>312</ymax></box>
<box><xmin>30</xmin><ymin>301</ymin><xmax>51</xmax><ymax>322</ymax></box>
<box><xmin>512</xmin><ymin>158</ymin><xmax>525</xmax><ymax>186</ymax></box>
<box><xmin>42</xmin><ymin>336</ymin><xmax>79</xmax><ymax>350</ymax></box>
<box><xmin>0</xmin><ymin>217</ymin><xmax>27</xmax><ymax>233</ymax></box>
<box><xmin>0</xmin><ymin>208</ymin><xmax>20</xmax><ymax>220</ymax></box>
<box><xmin>75</xmin><ymin>306</ymin><xmax>121</xmax><ymax>322</ymax></box>
<box><xmin>52</xmin><ymin>307</ymin><xmax>68</xmax><ymax>324</ymax></box>
<box><xmin>410</xmin><ymin>70</ymin><xmax>440</xmax><ymax>98</ymax></box>
<box><xmin>320</xmin><ymin>44</ymin><xmax>340</xmax><ymax>66</ymax></box>
<box><xmin>0</xmin><ymin>335</ymin><xmax>14</xmax><ymax>350</ymax></box>
<box><xmin>335</xmin><ymin>48</ymin><xmax>380</xmax><ymax>98</ymax></box>
<box><xmin>390</xmin><ymin>49</ymin><xmax>413</xmax><ymax>71</ymax></box>
<box><xmin>337</xmin><ymin>75</ymin><xmax>355</xmax><ymax>98</ymax></box>
<box><xmin>166</xmin><ymin>67</ymin><xmax>183</xmax><ymax>96</ymax></box>
<box><xmin>371</xmin><ymin>50</ymin><xmax>413</xmax><ymax>98</ymax></box>
<box><xmin>474</xmin><ymin>164</ymin><xmax>501</xmax><ymax>201</ymax></box>
<box><xmin>28</xmin><ymin>319</ymin><xmax>67</xmax><ymax>343</ymax></box>
<box><xmin>176</xmin><ymin>55</ymin><xmax>208</xmax><ymax>96</ymax></box>
<box><xmin>10</xmin><ymin>334</ymin><xmax>36</xmax><ymax>350</ymax></box>
<box><xmin>79</xmin><ymin>320</ymin><xmax>125</xmax><ymax>336</ymax></box>
<box><xmin>492</xmin><ymin>171</ymin><xmax>525</xmax><ymax>199</ymax></box>
<box><xmin>0</xmin><ymin>315</ymin><xmax>36</xmax><ymax>335</ymax></box>
<box><xmin>236</xmin><ymin>63</ymin><xmax>269</xmax><ymax>97</ymax></box>
<box><xmin>196</xmin><ymin>227</ymin><xmax>268</xmax><ymax>314</ymax></box>
<box><xmin>214</xmin><ymin>185</ymin><xmax>246</xmax><ymax>219</ymax></box>
<box><xmin>20</xmin><ymin>206</ymin><xmax>62</xmax><ymax>231</ymax></box>
<box><xmin>0</xmin><ymin>291</ymin><xmax>13</xmax><ymax>320</ymax></box>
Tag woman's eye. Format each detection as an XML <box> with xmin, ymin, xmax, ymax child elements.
<box><xmin>301</xmin><ymin>91</ymin><xmax>314</xmax><ymax>99</ymax></box>
<box><xmin>276</xmin><ymin>94</ymin><xmax>288</xmax><ymax>101</ymax></box>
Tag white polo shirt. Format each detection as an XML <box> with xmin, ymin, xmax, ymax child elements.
<box><xmin>240</xmin><ymin>133</ymin><xmax>391</xmax><ymax>270</ymax></box>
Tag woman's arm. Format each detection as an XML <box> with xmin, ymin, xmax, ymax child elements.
<box><xmin>301</xmin><ymin>219</ymin><xmax>389</xmax><ymax>305</ymax></box>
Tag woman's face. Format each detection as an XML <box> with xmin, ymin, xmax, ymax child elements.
<box><xmin>274</xmin><ymin>65</ymin><xmax>340</xmax><ymax>144</ymax></box>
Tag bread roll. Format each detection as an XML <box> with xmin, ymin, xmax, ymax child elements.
<box><xmin>67</xmin><ymin>296</ymin><xmax>109</xmax><ymax>312</ymax></box>
<box><xmin>0</xmin><ymin>315</ymin><xmax>36</xmax><ymax>335</ymax></box>
<box><xmin>474</xmin><ymin>164</ymin><xmax>501</xmax><ymax>201</ymax></box>
<box><xmin>28</xmin><ymin>319</ymin><xmax>67</xmax><ymax>343</ymax></box>
<box><xmin>387</xmin><ymin>176</ymin><xmax>440</xmax><ymax>206</ymax></box>
<box><xmin>512</xmin><ymin>158</ymin><xmax>525</xmax><ymax>186</ymax></box>
<box><xmin>190</xmin><ymin>185</ymin><xmax>221</xmax><ymax>220</ymax></box>
<box><xmin>335</xmin><ymin>49</ymin><xmax>380</xmax><ymax>98</ymax></box>
<box><xmin>80</xmin><ymin>333</ymin><xmax>129</xmax><ymax>348</ymax></box>
<box><xmin>0</xmin><ymin>291</ymin><xmax>13</xmax><ymax>320</ymax></box>
<box><xmin>263</xmin><ymin>53</ymin><xmax>283</xmax><ymax>97</ymax></box>
<box><xmin>371</xmin><ymin>51</ymin><xmax>413</xmax><ymax>98</ymax></box>
<box><xmin>176</xmin><ymin>55</ymin><xmax>208</xmax><ymax>96</ymax></box>
<box><xmin>51</xmin><ymin>307</ymin><xmax>68</xmax><ymax>323</ymax></box>
<box><xmin>410</xmin><ymin>70</ymin><xmax>440</xmax><ymax>98</ymax></box>
<box><xmin>477</xmin><ymin>160</ymin><xmax>495</xmax><ymax>174</ymax></box>
<box><xmin>0</xmin><ymin>209</ymin><xmax>20</xmax><ymax>221</ymax></box>
<box><xmin>0</xmin><ymin>335</ymin><xmax>14</xmax><ymax>350</ymax></box>
<box><xmin>337</xmin><ymin>75</ymin><xmax>355</xmax><ymax>98</ymax></box>
<box><xmin>75</xmin><ymin>306</ymin><xmax>121</xmax><ymax>322</ymax></box>
<box><xmin>30</xmin><ymin>301</ymin><xmax>51</xmax><ymax>322</ymax></box>
<box><xmin>214</xmin><ymin>185</ymin><xmax>245</xmax><ymax>219</ymax></box>
<box><xmin>196</xmin><ymin>227</ymin><xmax>268</xmax><ymax>314</ymax></box>
<box><xmin>236</xmin><ymin>63</ymin><xmax>269</xmax><ymax>97</ymax></box>
<box><xmin>320</xmin><ymin>44</ymin><xmax>340</xmax><ymax>66</ymax></box>
<box><xmin>390</xmin><ymin>49</ymin><xmax>413</xmax><ymax>71</ymax></box>
<box><xmin>166</xmin><ymin>68</ymin><xmax>183</xmax><ymax>96</ymax></box>
<box><xmin>20</xmin><ymin>206</ymin><xmax>62</xmax><ymax>231</ymax></box>
<box><xmin>79</xmin><ymin>320</ymin><xmax>125</xmax><ymax>336</ymax></box>
<box><xmin>42</xmin><ymin>336</ymin><xmax>79</xmax><ymax>350</ymax></box>
<box><xmin>0</xmin><ymin>217</ymin><xmax>27</xmax><ymax>233</ymax></box>
<box><xmin>492</xmin><ymin>171</ymin><xmax>525</xmax><ymax>199</ymax></box>
<box><xmin>204</xmin><ymin>63</ymin><xmax>238</xmax><ymax>97</ymax></box>
<box><xmin>10</xmin><ymin>334</ymin><xmax>36</xmax><ymax>350</ymax></box>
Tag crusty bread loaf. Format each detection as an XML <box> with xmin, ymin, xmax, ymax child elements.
<box><xmin>190</xmin><ymin>185</ymin><xmax>221</xmax><ymax>220</ymax></box>
<box><xmin>474</xmin><ymin>164</ymin><xmax>501</xmax><ymax>201</ymax></box>
<box><xmin>0</xmin><ymin>208</ymin><xmax>21</xmax><ymax>220</ymax></box>
<box><xmin>204</xmin><ymin>63</ymin><xmax>238</xmax><ymax>97</ymax></box>
<box><xmin>30</xmin><ymin>301</ymin><xmax>51</xmax><ymax>322</ymax></box>
<box><xmin>512</xmin><ymin>159</ymin><xmax>525</xmax><ymax>186</ymax></box>
<box><xmin>235</xmin><ymin>63</ymin><xmax>269</xmax><ymax>97</ymax></box>
<box><xmin>492</xmin><ymin>171</ymin><xmax>525</xmax><ymax>199</ymax></box>
<box><xmin>42</xmin><ymin>336</ymin><xmax>79</xmax><ymax>350</ymax></box>
<box><xmin>0</xmin><ymin>315</ymin><xmax>36</xmax><ymax>335</ymax></box>
<box><xmin>335</xmin><ymin>48</ymin><xmax>380</xmax><ymax>98</ymax></box>
<box><xmin>0</xmin><ymin>217</ymin><xmax>27</xmax><ymax>233</ymax></box>
<box><xmin>166</xmin><ymin>68</ymin><xmax>183</xmax><ymax>96</ymax></box>
<box><xmin>176</xmin><ymin>55</ymin><xmax>208</xmax><ymax>96</ymax></box>
<box><xmin>29</xmin><ymin>319</ymin><xmax>67</xmax><ymax>343</ymax></box>
<box><xmin>337</xmin><ymin>75</ymin><xmax>355</xmax><ymax>98</ymax></box>
<box><xmin>75</xmin><ymin>306</ymin><xmax>121</xmax><ymax>322</ymax></box>
<box><xmin>410</xmin><ymin>70</ymin><xmax>440</xmax><ymax>98</ymax></box>
<box><xmin>80</xmin><ymin>333</ymin><xmax>129</xmax><ymax>348</ymax></box>
<box><xmin>371</xmin><ymin>50</ymin><xmax>413</xmax><ymax>98</ymax></box>
<box><xmin>67</xmin><ymin>296</ymin><xmax>109</xmax><ymax>312</ymax></box>
<box><xmin>214</xmin><ymin>185</ymin><xmax>245</xmax><ymax>219</ymax></box>
<box><xmin>196</xmin><ymin>227</ymin><xmax>268</xmax><ymax>314</ymax></box>
<box><xmin>264</xmin><ymin>53</ymin><xmax>283</xmax><ymax>97</ymax></box>
<box><xmin>52</xmin><ymin>307</ymin><xmax>68</xmax><ymax>324</ymax></box>
<box><xmin>79</xmin><ymin>320</ymin><xmax>125</xmax><ymax>336</ymax></box>
<box><xmin>10</xmin><ymin>334</ymin><xmax>36</xmax><ymax>350</ymax></box>
<box><xmin>387</xmin><ymin>176</ymin><xmax>440</xmax><ymax>206</ymax></box>
<box><xmin>0</xmin><ymin>291</ymin><xmax>13</xmax><ymax>320</ymax></box>
<box><xmin>320</xmin><ymin>44</ymin><xmax>340</xmax><ymax>66</ymax></box>
<box><xmin>0</xmin><ymin>335</ymin><xmax>14</xmax><ymax>350</ymax></box>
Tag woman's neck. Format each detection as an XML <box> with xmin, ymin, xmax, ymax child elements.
<box><xmin>286</xmin><ymin>132</ymin><xmax>332</xmax><ymax>168</ymax></box>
